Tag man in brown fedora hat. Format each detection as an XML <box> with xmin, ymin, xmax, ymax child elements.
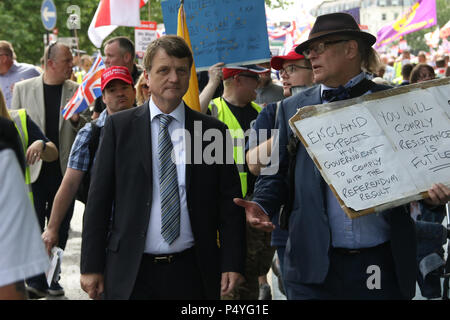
<box><xmin>234</xmin><ymin>12</ymin><xmax>450</xmax><ymax>300</ymax></box>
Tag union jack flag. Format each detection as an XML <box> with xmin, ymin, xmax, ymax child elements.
<box><xmin>62</xmin><ymin>54</ymin><xmax>105</xmax><ymax>120</ymax></box>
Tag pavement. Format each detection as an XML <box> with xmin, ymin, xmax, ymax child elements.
<box><xmin>43</xmin><ymin>200</ymin><xmax>89</xmax><ymax>300</ymax></box>
<box><xmin>37</xmin><ymin>200</ymin><xmax>447</xmax><ymax>300</ymax></box>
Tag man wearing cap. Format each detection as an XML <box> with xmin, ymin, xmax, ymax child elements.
<box><xmin>42</xmin><ymin>66</ymin><xmax>136</xmax><ymax>255</ymax></box>
<box><xmin>235</xmin><ymin>13</ymin><xmax>450</xmax><ymax>300</ymax></box>
<box><xmin>245</xmin><ymin>46</ymin><xmax>314</xmax><ymax>298</ymax></box>
<box><xmin>205</xmin><ymin>64</ymin><xmax>270</xmax><ymax>300</ymax></box>
<box><xmin>79</xmin><ymin>35</ymin><xmax>245</xmax><ymax>300</ymax></box>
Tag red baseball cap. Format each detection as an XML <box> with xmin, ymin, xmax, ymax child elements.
<box><xmin>222</xmin><ymin>64</ymin><xmax>268</xmax><ymax>80</ymax></box>
<box><xmin>270</xmin><ymin>46</ymin><xmax>306</xmax><ymax>70</ymax></box>
<box><xmin>101</xmin><ymin>66</ymin><xmax>133</xmax><ymax>91</ymax></box>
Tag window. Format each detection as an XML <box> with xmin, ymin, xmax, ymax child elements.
<box><xmin>382</xmin><ymin>13</ymin><xmax>387</xmax><ymax>20</ymax></box>
<box><xmin>378</xmin><ymin>0</ymin><xmax>387</xmax><ymax>6</ymax></box>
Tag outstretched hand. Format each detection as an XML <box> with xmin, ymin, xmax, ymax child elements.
<box><xmin>425</xmin><ymin>183</ymin><xmax>450</xmax><ymax>206</ymax></box>
<box><xmin>233</xmin><ymin>198</ymin><xmax>275</xmax><ymax>232</ymax></box>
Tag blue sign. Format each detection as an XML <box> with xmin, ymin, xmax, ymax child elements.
<box><xmin>41</xmin><ymin>0</ymin><xmax>57</xmax><ymax>31</ymax></box>
<box><xmin>161</xmin><ymin>0</ymin><xmax>271</xmax><ymax>71</ymax></box>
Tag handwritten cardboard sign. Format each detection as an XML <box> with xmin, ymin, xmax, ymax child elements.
<box><xmin>161</xmin><ymin>0</ymin><xmax>271</xmax><ymax>71</ymax></box>
<box><xmin>289</xmin><ymin>78</ymin><xmax>450</xmax><ymax>219</ymax></box>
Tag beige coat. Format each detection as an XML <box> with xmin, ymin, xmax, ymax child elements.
<box><xmin>11</xmin><ymin>75</ymin><xmax>88</xmax><ymax>182</ymax></box>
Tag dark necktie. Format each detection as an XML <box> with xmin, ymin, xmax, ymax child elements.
<box><xmin>321</xmin><ymin>85</ymin><xmax>351</xmax><ymax>102</ymax></box>
<box><xmin>158</xmin><ymin>114</ymin><xmax>180</xmax><ymax>245</ymax></box>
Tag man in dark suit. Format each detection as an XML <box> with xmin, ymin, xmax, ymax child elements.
<box><xmin>80</xmin><ymin>35</ymin><xmax>246</xmax><ymax>300</ymax></box>
<box><xmin>235</xmin><ymin>13</ymin><xmax>450</xmax><ymax>300</ymax></box>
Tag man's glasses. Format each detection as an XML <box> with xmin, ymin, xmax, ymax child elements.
<box><xmin>47</xmin><ymin>41</ymin><xmax>57</xmax><ymax>61</ymax></box>
<box><xmin>302</xmin><ymin>39</ymin><xmax>349</xmax><ymax>59</ymax></box>
<box><xmin>238</xmin><ymin>73</ymin><xmax>260</xmax><ymax>81</ymax></box>
<box><xmin>279</xmin><ymin>64</ymin><xmax>312</xmax><ymax>76</ymax></box>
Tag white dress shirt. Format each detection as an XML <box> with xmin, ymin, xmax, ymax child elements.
<box><xmin>0</xmin><ymin>149</ymin><xmax>50</xmax><ymax>286</ymax></box>
<box><xmin>144</xmin><ymin>97</ymin><xmax>195</xmax><ymax>254</ymax></box>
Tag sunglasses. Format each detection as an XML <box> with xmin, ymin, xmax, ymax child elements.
<box><xmin>302</xmin><ymin>39</ymin><xmax>349</xmax><ymax>59</ymax></box>
<box><xmin>47</xmin><ymin>41</ymin><xmax>58</xmax><ymax>61</ymax></box>
<box><xmin>238</xmin><ymin>73</ymin><xmax>260</xmax><ymax>81</ymax></box>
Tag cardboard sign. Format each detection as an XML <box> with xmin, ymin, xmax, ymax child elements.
<box><xmin>161</xmin><ymin>0</ymin><xmax>271</xmax><ymax>71</ymax></box>
<box><xmin>135</xmin><ymin>21</ymin><xmax>158</xmax><ymax>59</ymax></box>
<box><xmin>289</xmin><ymin>78</ymin><xmax>450</xmax><ymax>219</ymax></box>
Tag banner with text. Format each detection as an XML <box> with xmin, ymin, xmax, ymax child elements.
<box><xmin>161</xmin><ymin>0</ymin><xmax>271</xmax><ymax>71</ymax></box>
<box><xmin>289</xmin><ymin>78</ymin><xmax>450</xmax><ymax>219</ymax></box>
<box><xmin>135</xmin><ymin>21</ymin><xmax>158</xmax><ymax>59</ymax></box>
<box><xmin>376</xmin><ymin>0</ymin><xmax>436</xmax><ymax>49</ymax></box>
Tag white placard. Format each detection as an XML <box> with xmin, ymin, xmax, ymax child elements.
<box><xmin>290</xmin><ymin>79</ymin><xmax>450</xmax><ymax>215</ymax></box>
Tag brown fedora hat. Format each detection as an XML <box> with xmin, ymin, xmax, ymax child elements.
<box><xmin>295</xmin><ymin>13</ymin><xmax>376</xmax><ymax>55</ymax></box>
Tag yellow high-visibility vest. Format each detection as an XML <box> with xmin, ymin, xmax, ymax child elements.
<box><xmin>208</xmin><ymin>97</ymin><xmax>261</xmax><ymax>197</ymax></box>
<box><xmin>9</xmin><ymin>109</ymin><xmax>33</xmax><ymax>203</ymax></box>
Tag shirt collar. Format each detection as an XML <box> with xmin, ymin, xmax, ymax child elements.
<box><xmin>320</xmin><ymin>72</ymin><xmax>366</xmax><ymax>97</ymax></box>
<box><xmin>149</xmin><ymin>97</ymin><xmax>185</xmax><ymax>125</ymax></box>
<box><xmin>97</xmin><ymin>109</ymin><xmax>108</xmax><ymax>127</ymax></box>
<box><xmin>7</xmin><ymin>61</ymin><xmax>19</xmax><ymax>74</ymax></box>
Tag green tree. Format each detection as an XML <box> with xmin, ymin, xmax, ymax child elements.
<box><xmin>405</xmin><ymin>0</ymin><xmax>450</xmax><ymax>53</ymax></box>
<box><xmin>0</xmin><ymin>0</ymin><xmax>292</xmax><ymax>65</ymax></box>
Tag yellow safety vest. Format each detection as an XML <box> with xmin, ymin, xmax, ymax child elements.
<box><xmin>75</xmin><ymin>70</ymin><xmax>86</xmax><ymax>84</ymax></box>
<box><xmin>9</xmin><ymin>109</ymin><xmax>33</xmax><ymax>203</ymax></box>
<box><xmin>208</xmin><ymin>97</ymin><xmax>261</xmax><ymax>197</ymax></box>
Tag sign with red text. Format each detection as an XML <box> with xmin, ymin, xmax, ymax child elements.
<box><xmin>289</xmin><ymin>78</ymin><xmax>450</xmax><ymax>219</ymax></box>
<box><xmin>135</xmin><ymin>21</ymin><xmax>158</xmax><ymax>59</ymax></box>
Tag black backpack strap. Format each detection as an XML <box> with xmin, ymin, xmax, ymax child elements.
<box><xmin>87</xmin><ymin>119</ymin><xmax>101</xmax><ymax>172</ymax></box>
<box><xmin>279</xmin><ymin>132</ymin><xmax>301</xmax><ymax>230</ymax></box>
<box><xmin>76</xmin><ymin>119</ymin><xmax>102</xmax><ymax>204</ymax></box>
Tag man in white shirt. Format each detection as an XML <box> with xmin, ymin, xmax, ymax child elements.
<box><xmin>0</xmin><ymin>144</ymin><xmax>49</xmax><ymax>299</ymax></box>
<box><xmin>0</xmin><ymin>41</ymin><xmax>40</xmax><ymax>109</ymax></box>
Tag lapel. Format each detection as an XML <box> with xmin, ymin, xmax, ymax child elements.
<box><xmin>184</xmin><ymin>105</ymin><xmax>194</xmax><ymax>197</ymax></box>
<box><xmin>302</xmin><ymin>85</ymin><xmax>322</xmax><ymax>107</ymax></box>
<box><xmin>32</xmin><ymin>76</ymin><xmax>46</xmax><ymax>130</ymax></box>
<box><xmin>134</xmin><ymin>102</ymin><xmax>152</xmax><ymax>179</ymax></box>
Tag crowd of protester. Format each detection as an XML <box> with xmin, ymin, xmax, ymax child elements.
<box><xmin>1</xmin><ymin>11</ymin><xmax>450</xmax><ymax>301</ymax></box>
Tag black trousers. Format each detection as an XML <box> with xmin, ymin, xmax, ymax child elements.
<box><xmin>130</xmin><ymin>247</ymin><xmax>205</xmax><ymax>300</ymax></box>
<box><xmin>26</xmin><ymin>166</ymin><xmax>74</xmax><ymax>288</ymax></box>
<box><xmin>285</xmin><ymin>242</ymin><xmax>407</xmax><ymax>300</ymax></box>
<box><xmin>32</xmin><ymin>166</ymin><xmax>74</xmax><ymax>250</ymax></box>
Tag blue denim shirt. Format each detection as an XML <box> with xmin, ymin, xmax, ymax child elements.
<box><xmin>323</xmin><ymin>73</ymin><xmax>390</xmax><ymax>249</ymax></box>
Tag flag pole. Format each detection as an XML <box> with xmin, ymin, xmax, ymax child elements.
<box><xmin>148</xmin><ymin>0</ymin><xmax>151</xmax><ymax>21</ymax></box>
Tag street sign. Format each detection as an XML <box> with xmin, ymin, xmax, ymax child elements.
<box><xmin>41</xmin><ymin>0</ymin><xmax>57</xmax><ymax>31</ymax></box>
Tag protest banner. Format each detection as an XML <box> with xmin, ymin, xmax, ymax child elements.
<box><xmin>135</xmin><ymin>21</ymin><xmax>158</xmax><ymax>59</ymax></box>
<box><xmin>289</xmin><ymin>78</ymin><xmax>450</xmax><ymax>219</ymax></box>
<box><xmin>376</xmin><ymin>0</ymin><xmax>437</xmax><ymax>49</ymax></box>
<box><xmin>161</xmin><ymin>0</ymin><xmax>271</xmax><ymax>71</ymax></box>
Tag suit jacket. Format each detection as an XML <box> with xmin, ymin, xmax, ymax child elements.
<box><xmin>80</xmin><ymin>102</ymin><xmax>246</xmax><ymax>299</ymax></box>
<box><xmin>10</xmin><ymin>75</ymin><xmax>87</xmax><ymax>182</ymax></box>
<box><xmin>253</xmin><ymin>84</ymin><xmax>417</xmax><ymax>299</ymax></box>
